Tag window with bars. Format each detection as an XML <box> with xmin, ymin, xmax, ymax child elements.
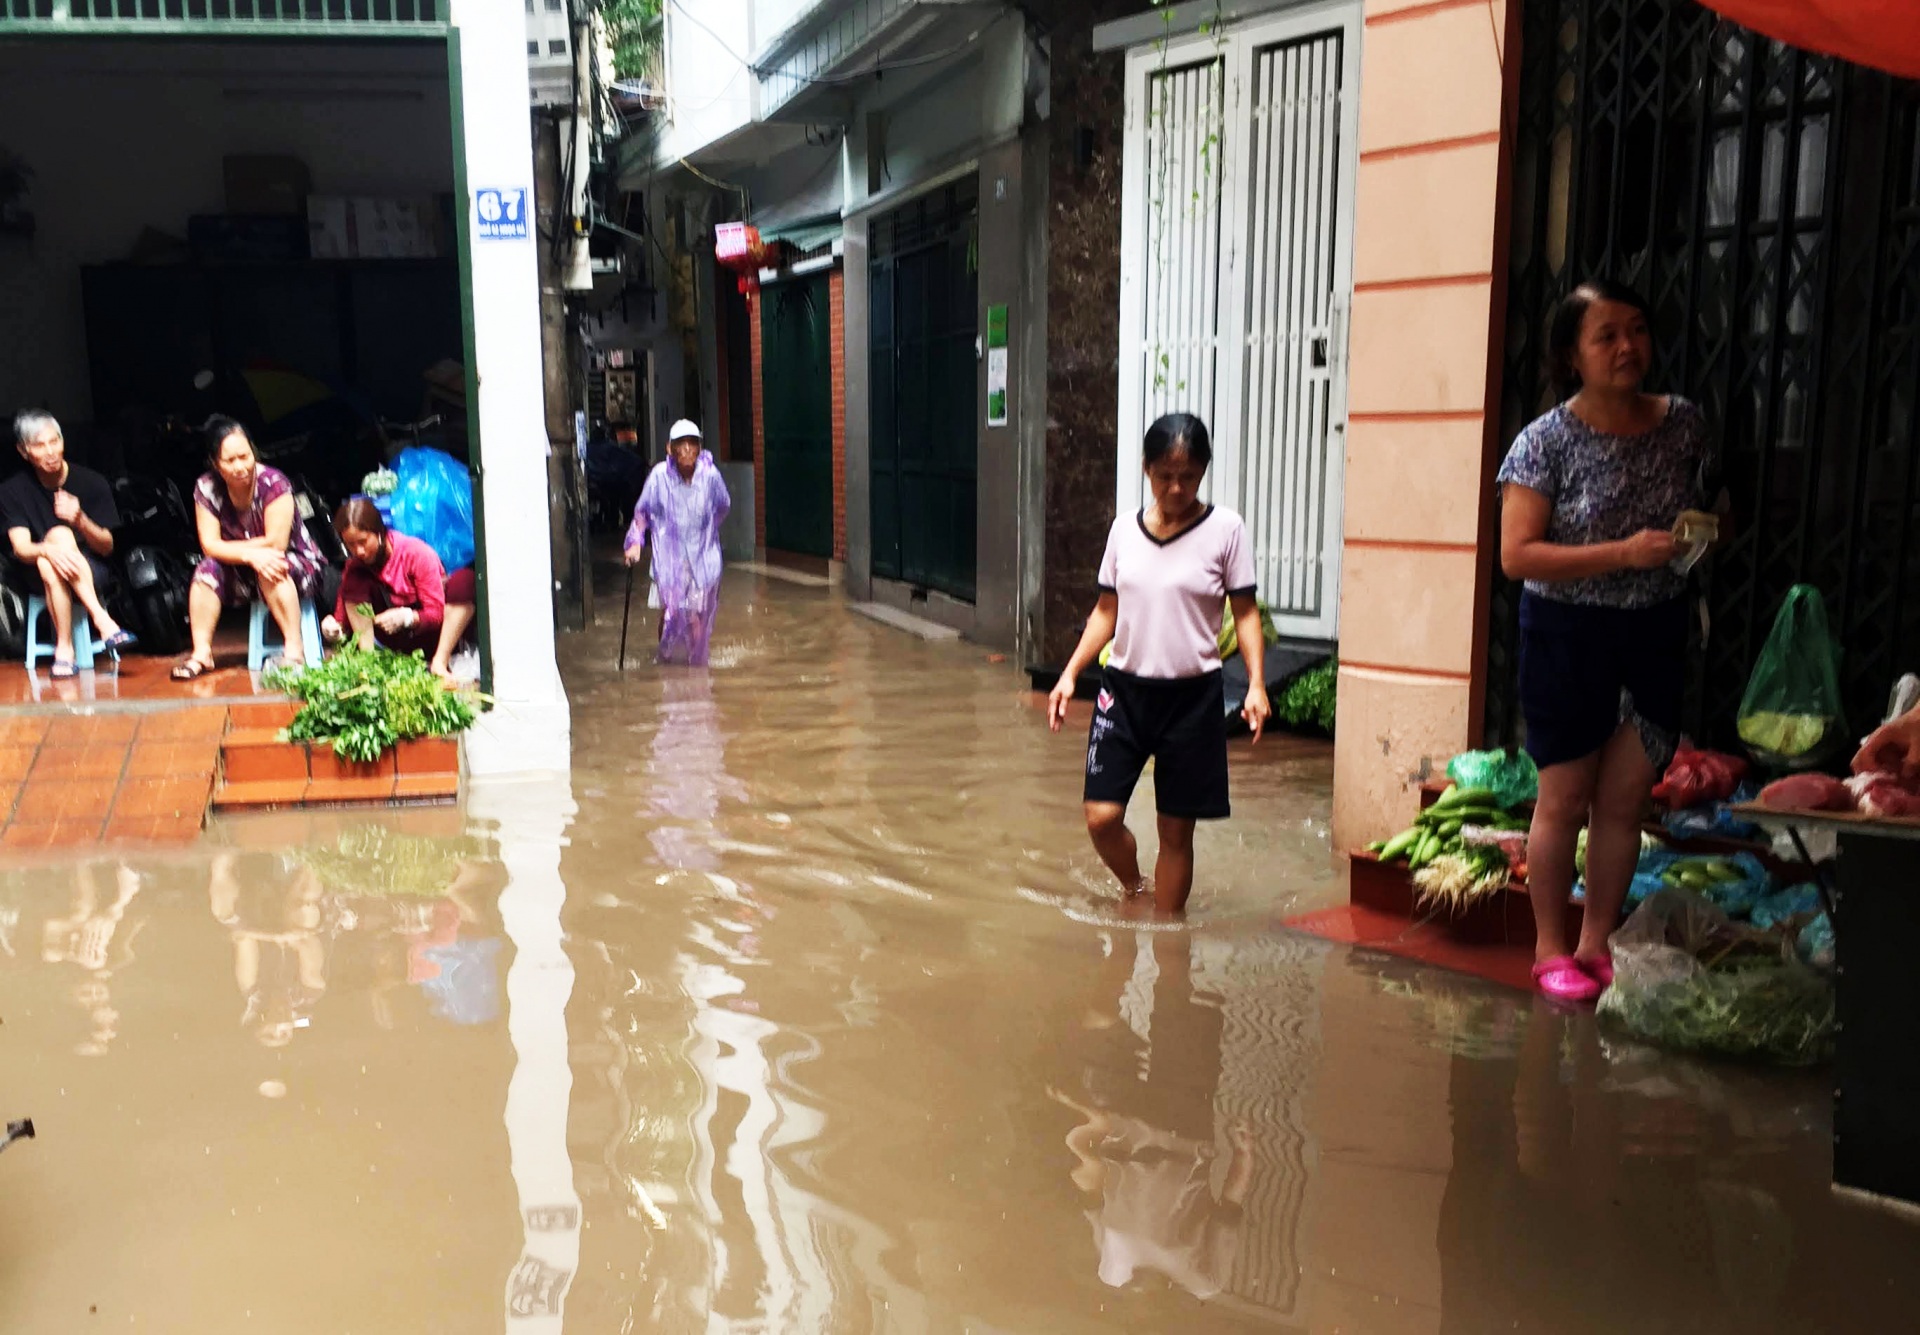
<box><xmin>1490</xmin><ymin>0</ymin><xmax>1920</xmax><ymax>752</ymax></box>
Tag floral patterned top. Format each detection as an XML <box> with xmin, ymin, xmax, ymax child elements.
<box><xmin>1496</xmin><ymin>396</ymin><xmax>1712</xmax><ymax>609</ymax></box>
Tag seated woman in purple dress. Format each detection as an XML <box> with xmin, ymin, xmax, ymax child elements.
<box><xmin>172</xmin><ymin>417</ymin><xmax>329</xmax><ymax>680</ymax></box>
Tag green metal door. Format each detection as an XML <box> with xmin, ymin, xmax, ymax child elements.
<box><xmin>870</xmin><ymin>180</ymin><xmax>978</xmax><ymax>601</ymax></box>
<box><xmin>760</xmin><ymin>274</ymin><xmax>834</xmax><ymax>558</ymax></box>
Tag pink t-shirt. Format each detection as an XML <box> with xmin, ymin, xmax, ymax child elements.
<box><xmin>1098</xmin><ymin>506</ymin><xmax>1258</xmax><ymax>679</ymax></box>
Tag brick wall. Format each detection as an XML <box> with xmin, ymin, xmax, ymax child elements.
<box><xmin>829</xmin><ymin>267</ymin><xmax>848</xmax><ymax>562</ymax></box>
<box><xmin>749</xmin><ymin>288</ymin><xmax>767</xmax><ymax>552</ymax></box>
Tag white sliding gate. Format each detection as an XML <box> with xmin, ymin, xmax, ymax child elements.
<box><xmin>1117</xmin><ymin>1</ymin><xmax>1360</xmax><ymax>641</ymax></box>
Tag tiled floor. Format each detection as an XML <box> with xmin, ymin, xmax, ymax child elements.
<box><xmin>0</xmin><ymin>707</ymin><xmax>227</xmax><ymax>851</ymax></box>
<box><xmin>1284</xmin><ymin>902</ymin><xmax>1538</xmax><ymax>992</ymax></box>
<box><xmin>0</xmin><ymin>652</ymin><xmax>274</xmax><ymax>708</ymax></box>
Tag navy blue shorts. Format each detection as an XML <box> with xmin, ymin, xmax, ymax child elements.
<box><xmin>1518</xmin><ymin>592</ymin><xmax>1688</xmax><ymax>770</ymax></box>
<box><xmin>1084</xmin><ymin>667</ymin><xmax>1230</xmax><ymax>820</ymax></box>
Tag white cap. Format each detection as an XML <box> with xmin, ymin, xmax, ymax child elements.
<box><xmin>668</xmin><ymin>419</ymin><xmax>702</xmax><ymax>442</ymax></box>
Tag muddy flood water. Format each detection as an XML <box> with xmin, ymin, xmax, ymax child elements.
<box><xmin>2</xmin><ymin>568</ymin><xmax>1916</xmax><ymax>1333</ymax></box>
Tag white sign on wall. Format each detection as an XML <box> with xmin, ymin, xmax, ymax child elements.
<box><xmin>476</xmin><ymin>187</ymin><xmax>530</xmax><ymax>240</ymax></box>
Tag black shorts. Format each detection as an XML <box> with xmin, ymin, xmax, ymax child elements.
<box><xmin>1518</xmin><ymin>592</ymin><xmax>1688</xmax><ymax>770</ymax></box>
<box><xmin>1083</xmin><ymin>667</ymin><xmax>1230</xmax><ymax>820</ymax></box>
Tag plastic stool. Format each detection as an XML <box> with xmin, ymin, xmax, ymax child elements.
<box><xmin>25</xmin><ymin>595</ymin><xmax>110</xmax><ymax>672</ymax></box>
<box><xmin>248</xmin><ymin>597</ymin><xmax>323</xmax><ymax>671</ymax></box>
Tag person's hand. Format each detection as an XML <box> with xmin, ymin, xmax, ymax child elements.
<box><xmin>52</xmin><ymin>490</ymin><xmax>80</xmax><ymax>524</ymax></box>
<box><xmin>1621</xmin><ymin>529</ymin><xmax>1680</xmax><ymax>570</ymax></box>
<box><xmin>624</xmin><ymin>545</ymin><xmax>644</xmax><ymax>568</ymax></box>
<box><xmin>373</xmin><ymin>607</ymin><xmax>416</xmax><ymax>635</ymax></box>
<box><xmin>1853</xmin><ymin>709</ymin><xmax>1920</xmax><ymax>781</ymax></box>
<box><xmin>1241</xmin><ymin>683</ymin><xmax>1271</xmax><ymax>744</ymax></box>
<box><xmin>43</xmin><ymin>547</ymin><xmax>85</xmax><ymax>584</ymax></box>
<box><xmin>1048</xmin><ymin>671</ymin><xmax>1078</xmax><ymax>733</ymax></box>
<box><xmin>251</xmin><ymin>549</ymin><xmax>288</xmax><ymax>585</ymax></box>
<box><xmin>320</xmin><ymin>615</ymin><xmax>343</xmax><ymax>643</ymax></box>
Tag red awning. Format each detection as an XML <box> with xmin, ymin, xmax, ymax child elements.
<box><xmin>1698</xmin><ymin>1</ymin><xmax>1920</xmax><ymax>79</ymax></box>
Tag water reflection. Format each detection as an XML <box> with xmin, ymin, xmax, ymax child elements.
<box><xmin>40</xmin><ymin>858</ymin><xmax>144</xmax><ymax>1055</ymax></box>
<box><xmin>1050</xmin><ymin>932</ymin><xmax>1253</xmax><ymax>1301</ymax></box>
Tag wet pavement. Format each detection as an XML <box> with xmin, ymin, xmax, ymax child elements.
<box><xmin>1</xmin><ymin>568</ymin><xmax>1915</xmax><ymax>1332</ymax></box>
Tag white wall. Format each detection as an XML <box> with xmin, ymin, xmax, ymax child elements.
<box><xmin>0</xmin><ymin>39</ymin><xmax>455</xmax><ymax>427</ymax></box>
<box><xmin>657</xmin><ymin>0</ymin><xmax>755</xmax><ymax>164</ymax></box>
<box><xmin>452</xmin><ymin>0</ymin><xmax>571</xmax><ymax>768</ymax></box>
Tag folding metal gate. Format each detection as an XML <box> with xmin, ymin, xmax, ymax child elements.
<box><xmin>1118</xmin><ymin>2</ymin><xmax>1360</xmax><ymax>641</ymax></box>
<box><xmin>1489</xmin><ymin>0</ymin><xmax>1920</xmax><ymax>750</ymax></box>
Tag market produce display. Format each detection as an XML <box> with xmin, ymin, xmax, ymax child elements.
<box><xmin>1735</xmin><ymin>584</ymin><xmax>1845</xmax><ymax>769</ymax></box>
<box><xmin>265</xmin><ymin>642</ymin><xmax>481</xmax><ymax>763</ymax></box>
<box><xmin>1845</xmin><ymin>771</ymin><xmax>1920</xmax><ymax>819</ymax></box>
<box><xmin>1368</xmin><ymin>784</ymin><xmax>1528</xmax><ymax>913</ymax></box>
<box><xmin>1755</xmin><ymin>770</ymin><xmax>1920</xmax><ymax>820</ymax></box>
<box><xmin>1651</xmin><ymin>746</ymin><xmax>1747</xmax><ymax>808</ymax></box>
<box><xmin>1599</xmin><ymin>890</ymin><xmax>1835</xmax><ymax>1066</ymax></box>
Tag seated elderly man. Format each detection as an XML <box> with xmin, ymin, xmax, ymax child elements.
<box><xmin>1</xmin><ymin>410</ymin><xmax>136</xmax><ymax>676</ymax></box>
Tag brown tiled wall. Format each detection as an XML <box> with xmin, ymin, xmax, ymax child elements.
<box><xmin>829</xmin><ymin>267</ymin><xmax>848</xmax><ymax>562</ymax></box>
<box><xmin>1041</xmin><ymin>6</ymin><xmax>1136</xmax><ymax>666</ymax></box>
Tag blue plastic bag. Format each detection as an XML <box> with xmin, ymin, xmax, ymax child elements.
<box><xmin>385</xmin><ymin>446</ymin><xmax>475</xmax><ymax>574</ymax></box>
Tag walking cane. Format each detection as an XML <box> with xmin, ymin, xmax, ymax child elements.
<box><xmin>618</xmin><ymin>564</ymin><xmax>635</xmax><ymax>672</ymax></box>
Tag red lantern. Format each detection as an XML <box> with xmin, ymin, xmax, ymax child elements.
<box><xmin>715</xmin><ymin>221</ymin><xmax>766</xmax><ymax>296</ymax></box>
<box><xmin>1698</xmin><ymin>1</ymin><xmax>1920</xmax><ymax>79</ymax></box>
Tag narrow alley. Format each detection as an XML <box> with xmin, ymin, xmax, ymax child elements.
<box><xmin>0</xmin><ymin>570</ymin><xmax>1913</xmax><ymax>1332</ymax></box>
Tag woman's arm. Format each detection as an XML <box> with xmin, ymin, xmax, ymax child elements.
<box><xmin>194</xmin><ymin>503</ymin><xmax>256</xmax><ymax>566</ymax></box>
<box><xmin>261</xmin><ymin>492</ymin><xmax>296</xmax><ymax>553</ymax></box>
<box><xmin>1047</xmin><ymin>592</ymin><xmax>1119</xmax><ymax>732</ymax></box>
<box><xmin>1230</xmin><ymin>593</ymin><xmax>1269</xmax><ymax>743</ymax></box>
<box><xmin>1500</xmin><ymin>484</ymin><xmax>1677</xmax><ymax>583</ymax></box>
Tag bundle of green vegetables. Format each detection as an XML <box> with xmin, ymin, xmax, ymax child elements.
<box><xmin>1598</xmin><ymin>890</ymin><xmax>1834</xmax><ymax>1066</ymax></box>
<box><xmin>1369</xmin><ymin>784</ymin><xmax>1527</xmax><ymax>911</ymax></box>
<box><xmin>265</xmin><ymin>641</ymin><xmax>481</xmax><ymax>763</ymax></box>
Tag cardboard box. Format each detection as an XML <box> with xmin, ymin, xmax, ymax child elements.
<box><xmin>224</xmin><ymin>155</ymin><xmax>311</xmax><ymax>217</ymax></box>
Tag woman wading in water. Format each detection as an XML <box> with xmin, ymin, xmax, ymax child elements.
<box><xmin>1049</xmin><ymin>413</ymin><xmax>1270</xmax><ymax>916</ymax></box>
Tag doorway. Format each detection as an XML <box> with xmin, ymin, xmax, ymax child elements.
<box><xmin>1118</xmin><ymin>3</ymin><xmax>1360</xmax><ymax>641</ymax></box>
<box><xmin>869</xmin><ymin>177</ymin><xmax>979</xmax><ymax>602</ymax></box>
<box><xmin>759</xmin><ymin>272</ymin><xmax>834</xmax><ymax>558</ymax></box>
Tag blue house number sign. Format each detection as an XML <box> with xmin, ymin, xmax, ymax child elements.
<box><xmin>476</xmin><ymin>187</ymin><xmax>529</xmax><ymax>240</ymax></box>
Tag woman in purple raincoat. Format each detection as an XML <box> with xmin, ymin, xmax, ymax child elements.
<box><xmin>624</xmin><ymin>420</ymin><xmax>731</xmax><ymax>666</ymax></box>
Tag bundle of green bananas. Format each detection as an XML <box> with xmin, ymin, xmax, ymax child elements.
<box><xmin>1368</xmin><ymin>785</ymin><xmax>1529</xmax><ymax>872</ymax></box>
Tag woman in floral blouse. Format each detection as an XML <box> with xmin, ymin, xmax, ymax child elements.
<box><xmin>1497</xmin><ymin>280</ymin><xmax>1716</xmax><ymax>1003</ymax></box>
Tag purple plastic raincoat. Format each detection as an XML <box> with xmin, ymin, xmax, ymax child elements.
<box><xmin>625</xmin><ymin>450</ymin><xmax>732</xmax><ymax>666</ymax></box>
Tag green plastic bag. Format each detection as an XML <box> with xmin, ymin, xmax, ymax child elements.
<box><xmin>1736</xmin><ymin>585</ymin><xmax>1845</xmax><ymax>769</ymax></box>
<box><xmin>1446</xmin><ymin>748</ymin><xmax>1539</xmax><ymax>809</ymax></box>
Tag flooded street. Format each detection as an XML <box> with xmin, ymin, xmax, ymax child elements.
<box><xmin>2</xmin><ymin>568</ymin><xmax>1915</xmax><ymax>1332</ymax></box>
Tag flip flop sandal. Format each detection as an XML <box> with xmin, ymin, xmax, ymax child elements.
<box><xmin>1532</xmin><ymin>954</ymin><xmax>1603</xmax><ymax>1004</ymax></box>
<box><xmin>170</xmin><ymin>659</ymin><xmax>212</xmax><ymax>682</ymax></box>
<box><xmin>1577</xmin><ymin>954</ymin><xmax>1616</xmax><ymax>988</ymax></box>
<box><xmin>104</xmin><ymin>629</ymin><xmax>138</xmax><ymax>653</ymax></box>
<box><xmin>49</xmin><ymin>659</ymin><xmax>76</xmax><ymax>680</ymax></box>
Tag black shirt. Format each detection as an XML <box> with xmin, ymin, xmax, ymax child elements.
<box><xmin>0</xmin><ymin>464</ymin><xmax>119</xmax><ymax>561</ymax></box>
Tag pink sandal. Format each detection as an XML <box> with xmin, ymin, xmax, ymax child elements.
<box><xmin>1532</xmin><ymin>954</ymin><xmax>1603</xmax><ymax>1003</ymax></box>
<box><xmin>1577</xmin><ymin>954</ymin><xmax>1615</xmax><ymax>988</ymax></box>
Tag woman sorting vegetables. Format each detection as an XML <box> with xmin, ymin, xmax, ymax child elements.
<box><xmin>624</xmin><ymin>419</ymin><xmax>731</xmax><ymax>667</ymax></box>
<box><xmin>322</xmin><ymin>498</ymin><xmax>476</xmax><ymax>677</ymax></box>
<box><xmin>173</xmin><ymin>417</ymin><xmax>328</xmax><ymax>680</ymax></box>
<box><xmin>1048</xmin><ymin>413</ymin><xmax>1270</xmax><ymax>917</ymax></box>
<box><xmin>1498</xmin><ymin>280</ymin><xmax>1717</xmax><ymax>1003</ymax></box>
